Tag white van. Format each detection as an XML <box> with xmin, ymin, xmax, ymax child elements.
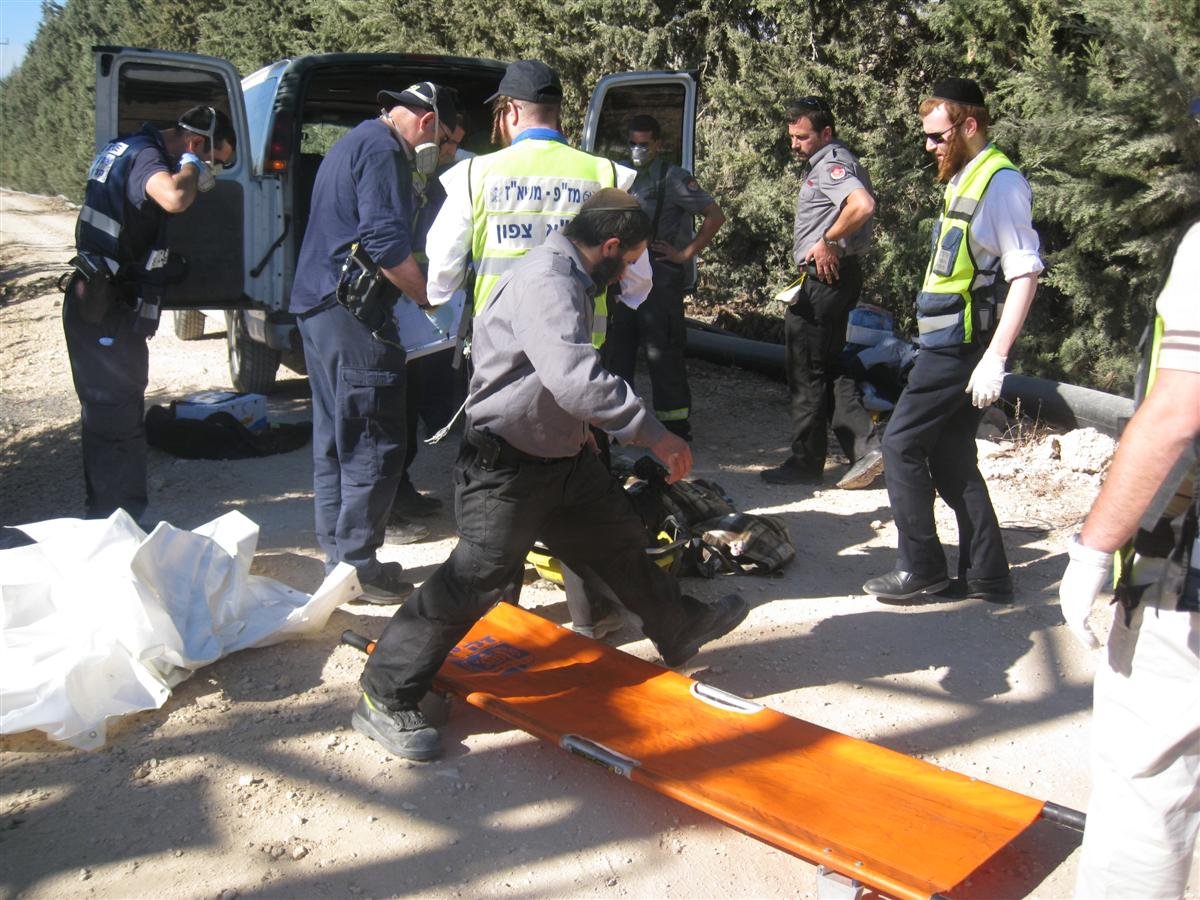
<box><xmin>93</xmin><ymin>47</ymin><xmax>700</xmax><ymax>393</ymax></box>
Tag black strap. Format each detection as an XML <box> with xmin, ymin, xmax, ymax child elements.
<box><xmin>651</xmin><ymin>157</ymin><xmax>668</xmax><ymax>240</ymax></box>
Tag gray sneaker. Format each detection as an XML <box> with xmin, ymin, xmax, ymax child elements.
<box><xmin>655</xmin><ymin>594</ymin><xmax>749</xmax><ymax>668</ymax></box>
<box><xmin>568</xmin><ymin>609</ymin><xmax>626</xmax><ymax>641</ymax></box>
<box><xmin>356</xmin><ymin>561</ymin><xmax>414</xmax><ymax>605</ymax></box>
<box><xmin>351</xmin><ymin>693</ymin><xmax>442</xmax><ymax>761</ymax></box>
<box><xmin>837</xmin><ymin>446</ymin><xmax>884</xmax><ymax>490</ymax></box>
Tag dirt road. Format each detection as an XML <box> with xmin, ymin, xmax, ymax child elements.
<box><xmin>0</xmin><ymin>188</ymin><xmax>1161</xmax><ymax>899</ymax></box>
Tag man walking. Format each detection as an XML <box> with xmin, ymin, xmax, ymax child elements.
<box><xmin>761</xmin><ymin>97</ymin><xmax>876</xmax><ymax>486</ymax></box>
<box><xmin>864</xmin><ymin>78</ymin><xmax>1042</xmax><ymax>604</ymax></box>
<box><xmin>64</xmin><ymin>106</ymin><xmax>236</xmax><ymax>522</ymax></box>
<box><xmin>605</xmin><ymin>114</ymin><xmax>725</xmax><ymax>442</ymax></box>
<box><xmin>352</xmin><ymin>191</ymin><xmax>749</xmax><ymax>761</ymax></box>
<box><xmin>292</xmin><ymin>82</ymin><xmax>458</xmax><ymax>603</ymax></box>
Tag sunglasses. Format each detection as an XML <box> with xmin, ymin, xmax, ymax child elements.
<box><xmin>628</xmin><ymin>141</ymin><xmax>653</xmax><ymax>150</ymax></box>
<box><xmin>924</xmin><ymin>123</ymin><xmax>960</xmax><ymax>145</ymax></box>
<box><xmin>793</xmin><ymin>95</ymin><xmax>831</xmax><ymax>113</ymax></box>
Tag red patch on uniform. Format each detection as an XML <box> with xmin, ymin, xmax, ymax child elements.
<box><xmin>829</xmin><ymin>164</ymin><xmax>847</xmax><ymax>180</ymax></box>
<box><xmin>806</xmin><ymin>180</ymin><xmax>815</xmax><ymax>186</ymax></box>
<box><xmin>686</xmin><ymin>178</ymin><xmax>700</xmax><ymax>191</ymax></box>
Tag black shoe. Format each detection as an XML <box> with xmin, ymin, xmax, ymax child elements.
<box><xmin>936</xmin><ymin>576</ymin><xmax>1014</xmax><ymax>604</ymax></box>
<box><xmin>393</xmin><ymin>480</ymin><xmax>444</xmax><ymax>519</ymax></box>
<box><xmin>664</xmin><ymin>420</ymin><xmax>693</xmax><ymax>442</ymax></box>
<box><xmin>863</xmin><ymin>570</ymin><xmax>950</xmax><ymax>601</ymax></box>
<box><xmin>356</xmin><ymin>561</ymin><xmax>415</xmax><ymax>605</ymax></box>
<box><xmin>837</xmin><ymin>446</ymin><xmax>884</xmax><ymax>490</ymax></box>
<box><xmin>384</xmin><ymin>517</ymin><xmax>430</xmax><ymax>545</ymax></box>
<box><xmin>655</xmin><ymin>594</ymin><xmax>749</xmax><ymax>668</ymax></box>
<box><xmin>760</xmin><ymin>457</ymin><xmax>824</xmax><ymax>485</ymax></box>
<box><xmin>351</xmin><ymin>693</ymin><xmax>442</xmax><ymax>761</ymax></box>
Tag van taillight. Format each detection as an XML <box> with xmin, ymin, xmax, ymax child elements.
<box><xmin>266</xmin><ymin>111</ymin><xmax>294</xmax><ymax>173</ymax></box>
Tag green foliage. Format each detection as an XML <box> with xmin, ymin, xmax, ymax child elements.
<box><xmin>1</xmin><ymin>0</ymin><xmax>1195</xmax><ymax>392</ymax></box>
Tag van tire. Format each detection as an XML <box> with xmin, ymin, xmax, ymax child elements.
<box><xmin>226</xmin><ymin>310</ymin><xmax>280</xmax><ymax>394</ymax></box>
<box><xmin>173</xmin><ymin>309</ymin><xmax>207</xmax><ymax>341</ymax></box>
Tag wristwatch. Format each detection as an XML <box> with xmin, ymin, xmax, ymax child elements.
<box><xmin>821</xmin><ymin>232</ymin><xmax>839</xmax><ymax>249</ymax></box>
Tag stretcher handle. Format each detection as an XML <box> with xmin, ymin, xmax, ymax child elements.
<box><xmin>1040</xmin><ymin>800</ymin><xmax>1086</xmax><ymax>831</ymax></box>
<box><xmin>341</xmin><ymin>629</ymin><xmax>376</xmax><ymax>655</ymax></box>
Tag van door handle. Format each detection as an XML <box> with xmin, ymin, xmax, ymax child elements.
<box><xmin>250</xmin><ymin>215</ymin><xmax>290</xmax><ymax>278</ymax></box>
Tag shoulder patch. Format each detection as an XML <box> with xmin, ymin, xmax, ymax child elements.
<box><xmin>685</xmin><ymin>178</ymin><xmax>701</xmax><ymax>192</ymax></box>
<box><xmin>828</xmin><ymin>164</ymin><xmax>847</xmax><ymax>181</ymax></box>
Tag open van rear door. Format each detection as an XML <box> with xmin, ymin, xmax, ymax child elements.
<box><xmin>581</xmin><ymin>71</ymin><xmax>700</xmax><ymax>286</ymax></box>
<box><xmin>92</xmin><ymin>46</ymin><xmax>252</xmax><ymax>310</ymax></box>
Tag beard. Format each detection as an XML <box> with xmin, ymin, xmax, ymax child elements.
<box><xmin>936</xmin><ymin>129</ymin><xmax>972</xmax><ymax>182</ymax></box>
<box><xmin>591</xmin><ymin>255</ymin><xmax>626</xmax><ymax>288</ymax></box>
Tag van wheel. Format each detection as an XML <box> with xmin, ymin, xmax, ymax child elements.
<box><xmin>225</xmin><ymin>310</ymin><xmax>281</xmax><ymax>394</ymax></box>
<box><xmin>173</xmin><ymin>309</ymin><xmax>207</xmax><ymax>341</ymax></box>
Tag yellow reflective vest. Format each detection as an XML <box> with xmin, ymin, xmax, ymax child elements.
<box><xmin>916</xmin><ymin>145</ymin><xmax>1018</xmax><ymax>348</ymax></box>
<box><xmin>468</xmin><ymin>137</ymin><xmax>617</xmax><ymax>348</ymax></box>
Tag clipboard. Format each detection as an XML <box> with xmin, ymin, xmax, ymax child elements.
<box><xmin>393</xmin><ymin>289</ymin><xmax>466</xmax><ymax>361</ymax></box>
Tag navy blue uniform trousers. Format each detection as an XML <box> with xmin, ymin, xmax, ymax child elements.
<box><xmin>881</xmin><ymin>342</ymin><xmax>1009</xmax><ymax>580</ymax></box>
<box><xmin>298</xmin><ymin>303</ymin><xmax>407</xmax><ymax>581</ymax></box>
<box><xmin>62</xmin><ymin>276</ymin><xmax>149</xmax><ymax>521</ymax></box>
<box><xmin>361</xmin><ymin>440</ymin><xmax>701</xmax><ymax>709</ymax></box>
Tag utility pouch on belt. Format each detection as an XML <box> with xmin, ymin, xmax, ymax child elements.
<box><xmin>336</xmin><ymin>241</ymin><xmax>398</xmax><ymax>333</ymax></box>
<box><xmin>68</xmin><ymin>253</ymin><xmax>124</xmax><ymax>325</ymax></box>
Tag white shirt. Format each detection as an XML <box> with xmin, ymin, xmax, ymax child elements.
<box><xmin>1156</xmin><ymin>223</ymin><xmax>1200</xmax><ymax>374</ymax></box>
<box><xmin>952</xmin><ymin>147</ymin><xmax>1044</xmax><ymax>284</ymax></box>
<box><xmin>424</xmin><ymin>139</ymin><xmax>652</xmax><ymax>309</ymax></box>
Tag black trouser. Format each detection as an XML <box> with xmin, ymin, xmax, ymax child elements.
<box><xmin>360</xmin><ymin>436</ymin><xmax>700</xmax><ymax>709</ymax></box>
<box><xmin>881</xmin><ymin>342</ymin><xmax>1008</xmax><ymax>580</ymax></box>
<box><xmin>62</xmin><ymin>276</ymin><xmax>150</xmax><ymax>520</ymax></box>
<box><xmin>298</xmin><ymin>303</ymin><xmax>407</xmax><ymax>581</ymax></box>
<box><xmin>784</xmin><ymin>257</ymin><xmax>868</xmax><ymax>465</ymax></box>
<box><xmin>605</xmin><ymin>264</ymin><xmax>691</xmax><ymax>425</ymax></box>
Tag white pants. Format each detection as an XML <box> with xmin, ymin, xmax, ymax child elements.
<box><xmin>1076</xmin><ymin>585</ymin><xmax>1200</xmax><ymax>899</ymax></box>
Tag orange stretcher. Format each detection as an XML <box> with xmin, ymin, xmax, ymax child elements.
<box><xmin>345</xmin><ymin>602</ymin><xmax>1081</xmax><ymax>899</ymax></box>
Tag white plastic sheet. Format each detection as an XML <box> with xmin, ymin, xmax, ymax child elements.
<box><xmin>0</xmin><ymin>509</ymin><xmax>360</xmax><ymax>749</ymax></box>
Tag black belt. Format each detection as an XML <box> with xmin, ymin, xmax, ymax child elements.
<box><xmin>464</xmin><ymin>427</ymin><xmax>570</xmax><ymax>470</ymax></box>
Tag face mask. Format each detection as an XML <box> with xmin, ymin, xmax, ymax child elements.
<box><xmin>630</xmin><ymin>145</ymin><xmax>653</xmax><ymax>168</ymax></box>
<box><xmin>412</xmin><ymin>85</ymin><xmax>442</xmax><ymax>176</ymax></box>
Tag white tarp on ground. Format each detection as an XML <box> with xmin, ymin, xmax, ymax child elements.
<box><xmin>0</xmin><ymin>509</ymin><xmax>360</xmax><ymax>749</ymax></box>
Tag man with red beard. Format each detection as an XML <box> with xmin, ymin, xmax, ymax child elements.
<box><xmin>864</xmin><ymin>78</ymin><xmax>1042</xmax><ymax>604</ymax></box>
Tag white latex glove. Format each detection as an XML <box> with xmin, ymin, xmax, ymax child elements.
<box><xmin>1059</xmin><ymin>534</ymin><xmax>1113</xmax><ymax>650</ymax></box>
<box><xmin>966</xmin><ymin>349</ymin><xmax>1006</xmax><ymax>408</ymax></box>
<box><xmin>180</xmin><ymin>152</ymin><xmax>216</xmax><ymax>192</ymax></box>
<box><xmin>423</xmin><ymin>302</ymin><xmax>458</xmax><ymax>335</ymax></box>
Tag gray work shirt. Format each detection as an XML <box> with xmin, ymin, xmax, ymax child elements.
<box><xmin>466</xmin><ymin>231</ymin><xmax>666</xmax><ymax>458</ymax></box>
<box><xmin>792</xmin><ymin>141</ymin><xmax>874</xmax><ymax>265</ymax></box>
<box><xmin>630</xmin><ymin>158</ymin><xmax>715</xmax><ymax>249</ymax></box>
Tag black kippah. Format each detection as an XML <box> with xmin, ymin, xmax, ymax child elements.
<box><xmin>931</xmin><ymin>77</ymin><xmax>986</xmax><ymax>107</ymax></box>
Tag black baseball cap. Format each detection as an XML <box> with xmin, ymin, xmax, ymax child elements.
<box><xmin>930</xmin><ymin>77</ymin><xmax>986</xmax><ymax>107</ymax></box>
<box><xmin>378</xmin><ymin>82</ymin><xmax>459</xmax><ymax>124</ymax></box>
<box><xmin>485</xmin><ymin>60</ymin><xmax>563</xmax><ymax>104</ymax></box>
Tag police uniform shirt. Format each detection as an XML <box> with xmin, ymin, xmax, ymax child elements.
<box><xmin>96</xmin><ymin>144</ymin><xmax>169</xmax><ymax>263</ymax></box>
<box><xmin>466</xmin><ymin>231</ymin><xmax>665</xmax><ymax>458</ymax></box>
<box><xmin>952</xmin><ymin>145</ymin><xmax>1043</xmax><ymax>285</ymax></box>
<box><xmin>291</xmin><ymin>118</ymin><xmax>415</xmax><ymax>314</ymax></box>
<box><xmin>630</xmin><ymin>159</ymin><xmax>715</xmax><ymax>250</ymax></box>
<box><xmin>792</xmin><ymin>141</ymin><xmax>874</xmax><ymax>265</ymax></box>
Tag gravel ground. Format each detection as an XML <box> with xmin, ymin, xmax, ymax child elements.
<box><xmin>2</xmin><ymin>187</ymin><xmax>1186</xmax><ymax>900</ymax></box>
